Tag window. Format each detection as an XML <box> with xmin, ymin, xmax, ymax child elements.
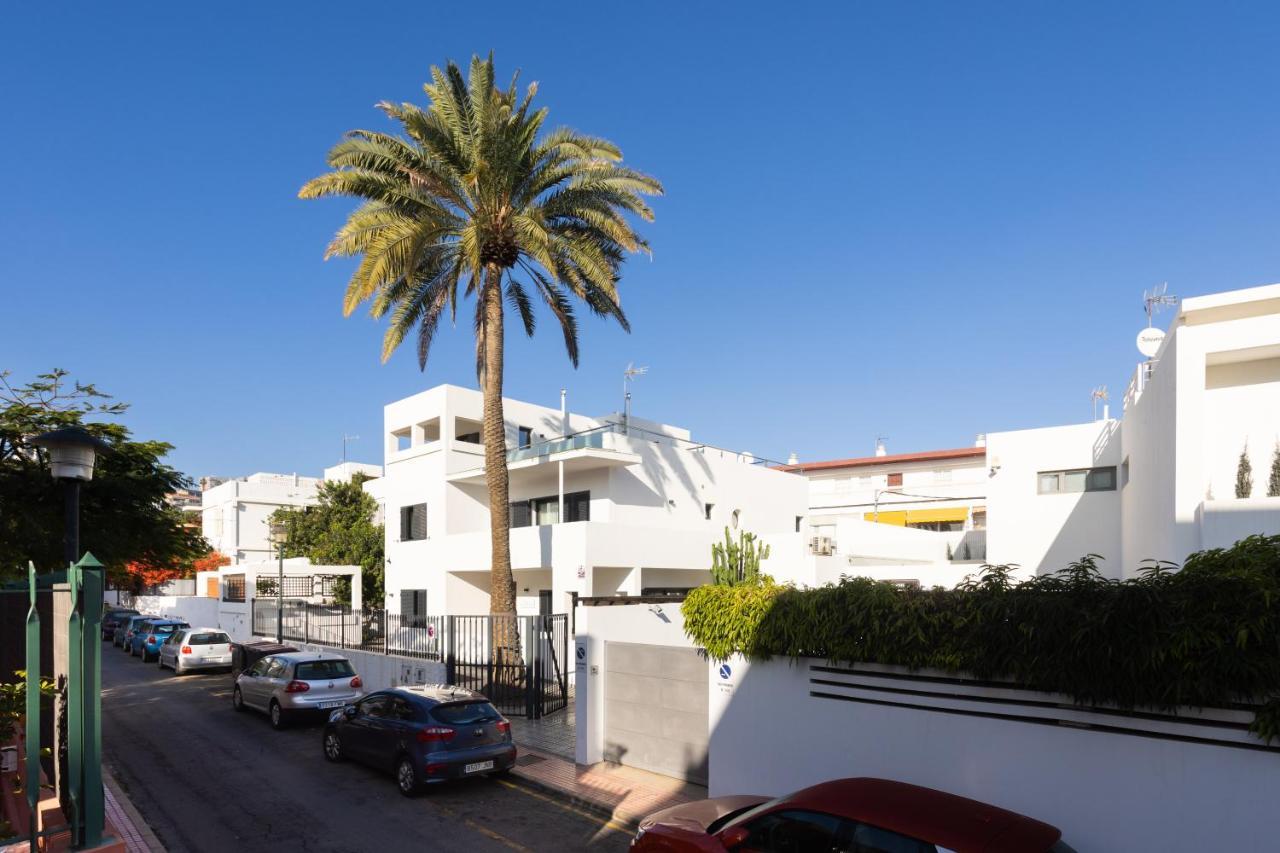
<box><xmin>295</xmin><ymin>659</ymin><xmax>355</xmax><ymax>680</ymax></box>
<box><xmin>392</xmin><ymin>427</ymin><xmax>412</xmax><ymax>452</ymax></box>
<box><xmin>510</xmin><ymin>491</ymin><xmax>589</xmax><ymax>527</ymax></box>
<box><xmin>222</xmin><ymin>574</ymin><xmax>245</xmax><ymax>602</ymax></box>
<box><xmin>264</xmin><ymin>659</ymin><xmax>287</xmax><ymax>679</ymax></box>
<box><xmin>249</xmin><ymin>658</ymin><xmax>271</xmax><ymax>677</ymax></box>
<box><xmin>704</xmin><ymin>503</ymin><xmax>714</xmax><ymax>520</ymax></box>
<box><xmin>400</xmin><ymin>589</ymin><xmax>428</xmax><ymax>627</ymax></box>
<box><xmin>887</xmin><ymin>472</ymin><xmax>903</xmax><ymax>487</ymax></box>
<box><xmin>971</xmin><ymin>508</ymin><xmax>987</xmax><ymax>530</ymax></box>
<box><xmin>742</xmin><ymin>809</ymin><xmax>849</xmax><ymax>853</ymax></box>
<box><xmin>795</xmin><ymin>516</ymin><xmax>804</xmax><ymax>533</ymax></box>
<box><xmin>389</xmin><ymin>697</ymin><xmax>418</xmax><ymax>721</ymax></box>
<box><xmin>358</xmin><ymin>694</ymin><xmax>389</xmax><ymax>718</ymax></box>
<box><xmin>517</xmin><ymin>425</ymin><xmax>534</xmax><ymax>449</ymax></box>
<box><xmin>1037</xmin><ymin>466</ymin><xmax>1118</xmax><ymax>494</ymax></box>
<box><xmin>431</xmin><ymin>701</ymin><xmax>502</xmax><ymax>725</ymax></box>
<box><xmin>850</xmin><ymin>821</ymin><xmax>938</xmax><ymax>852</ymax></box>
<box><xmin>934</xmin><ymin>468</ymin><xmax>952</xmax><ymax>483</ymax></box>
<box><xmin>190</xmin><ymin>632</ymin><xmax>229</xmax><ymax>645</ymax></box>
<box><xmin>400</xmin><ymin>503</ymin><xmax>427</xmax><ymax>541</ymax></box>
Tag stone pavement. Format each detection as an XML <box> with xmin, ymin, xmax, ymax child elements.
<box><xmin>509</xmin><ymin>743</ymin><xmax>705</xmax><ymax>831</ymax></box>
<box><xmin>104</xmin><ymin>770</ymin><xmax>165</xmax><ymax>852</ymax></box>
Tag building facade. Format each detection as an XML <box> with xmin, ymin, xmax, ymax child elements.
<box><xmin>375</xmin><ymin>385</ymin><xmax>808</xmax><ymax>619</ymax></box>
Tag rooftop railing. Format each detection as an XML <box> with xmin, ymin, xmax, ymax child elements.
<box><xmin>506</xmin><ymin>421</ymin><xmax>793</xmax><ymax>470</ymax></box>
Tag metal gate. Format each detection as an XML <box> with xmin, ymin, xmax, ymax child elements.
<box><xmin>445</xmin><ymin>613</ymin><xmax>569</xmax><ymax>718</ymax></box>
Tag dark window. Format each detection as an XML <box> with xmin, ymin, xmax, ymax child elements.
<box><xmin>887</xmin><ymin>472</ymin><xmax>903</xmax><ymax>487</ymax></box>
<box><xmin>190</xmin><ymin>632</ymin><xmax>229</xmax><ymax>645</ymax></box>
<box><xmin>743</xmin><ymin>809</ymin><xmax>850</xmax><ymax>852</ymax></box>
<box><xmin>517</xmin><ymin>426</ymin><xmax>533</xmax><ymax>449</ymax></box>
<box><xmin>509</xmin><ymin>491</ymin><xmax>589</xmax><ymax>527</ymax></box>
<box><xmin>431</xmin><ymin>702</ymin><xmax>502</xmax><ymax>725</ymax></box>
<box><xmin>295</xmin><ymin>659</ymin><xmax>356</xmax><ymax>680</ymax></box>
<box><xmin>850</xmin><ymin>821</ymin><xmax>937</xmax><ymax>852</ymax></box>
<box><xmin>389</xmin><ymin>697</ymin><xmax>418</xmax><ymax>721</ymax></box>
<box><xmin>400</xmin><ymin>503</ymin><xmax>427</xmax><ymax>541</ymax></box>
<box><xmin>358</xmin><ymin>694</ymin><xmax>389</xmax><ymax>718</ymax></box>
<box><xmin>704</xmin><ymin>503</ymin><xmax>714</xmax><ymax>520</ymax></box>
<box><xmin>795</xmin><ymin>516</ymin><xmax>804</xmax><ymax>533</ymax></box>
<box><xmin>1037</xmin><ymin>466</ymin><xmax>1118</xmax><ymax>494</ymax></box>
<box><xmin>248</xmin><ymin>658</ymin><xmax>271</xmax><ymax>677</ymax></box>
<box><xmin>456</xmin><ymin>431</ymin><xmax>481</xmax><ymax>444</ymax></box>
<box><xmin>222</xmin><ymin>574</ymin><xmax>246</xmax><ymax>602</ymax></box>
<box><xmin>400</xmin><ymin>589</ymin><xmax>428</xmax><ymax>627</ymax></box>
<box><xmin>265</xmin><ymin>659</ymin><xmax>287</xmax><ymax>679</ymax></box>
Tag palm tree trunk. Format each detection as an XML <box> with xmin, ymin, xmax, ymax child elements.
<box><xmin>480</xmin><ymin>265</ymin><xmax>523</xmax><ymax>688</ymax></box>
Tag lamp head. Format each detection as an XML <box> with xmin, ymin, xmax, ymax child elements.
<box><xmin>31</xmin><ymin>426</ymin><xmax>109</xmax><ymax>481</ymax></box>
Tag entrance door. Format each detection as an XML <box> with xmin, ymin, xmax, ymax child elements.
<box><xmin>538</xmin><ymin>590</ymin><xmax>552</xmax><ymax>615</ymax></box>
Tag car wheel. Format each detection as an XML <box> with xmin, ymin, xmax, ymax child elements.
<box><xmin>269</xmin><ymin>701</ymin><xmax>287</xmax><ymax>730</ymax></box>
<box><xmin>323</xmin><ymin>730</ymin><xmax>344</xmax><ymax>762</ymax></box>
<box><xmin>232</xmin><ymin>687</ymin><xmax>245</xmax><ymax>712</ymax></box>
<box><xmin>395</xmin><ymin>757</ymin><xmax>420</xmax><ymax>797</ymax></box>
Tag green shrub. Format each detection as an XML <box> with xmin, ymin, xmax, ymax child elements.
<box><xmin>682</xmin><ymin>535</ymin><xmax>1280</xmax><ymax>738</ymax></box>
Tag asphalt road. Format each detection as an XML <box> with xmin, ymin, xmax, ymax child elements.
<box><xmin>100</xmin><ymin>644</ymin><xmax>630</xmax><ymax>853</ymax></box>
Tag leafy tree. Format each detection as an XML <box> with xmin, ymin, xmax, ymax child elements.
<box><xmin>0</xmin><ymin>369</ymin><xmax>208</xmax><ymax>580</ymax></box>
<box><xmin>1269</xmin><ymin>443</ymin><xmax>1280</xmax><ymax>498</ymax></box>
<box><xmin>1236</xmin><ymin>443</ymin><xmax>1254</xmax><ymax>499</ymax></box>
<box><xmin>299</xmin><ymin>54</ymin><xmax>661</xmax><ymax>660</ymax></box>
<box><xmin>269</xmin><ymin>477</ymin><xmax>384</xmax><ymax>607</ymax></box>
<box><xmin>711</xmin><ymin>527</ymin><xmax>772</xmax><ymax>587</ymax></box>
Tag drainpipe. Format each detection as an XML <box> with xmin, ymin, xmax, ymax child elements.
<box><xmin>558</xmin><ymin>389</ymin><xmax>566</xmax><ymax>524</ymax></box>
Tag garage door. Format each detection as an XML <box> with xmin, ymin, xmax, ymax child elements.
<box><xmin>603</xmin><ymin>642</ymin><xmax>708</xmax><ymax>784</ymax></box>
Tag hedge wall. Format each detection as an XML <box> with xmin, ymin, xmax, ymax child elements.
<box><xmin>682</xmin><ymin>534</ymin><xmax>1280</xmax><ymax>739</ymax></box>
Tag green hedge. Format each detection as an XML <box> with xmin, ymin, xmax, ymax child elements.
<box><xmin>682</xmin><ymin>535</ymin><xmax>1280</xmax><ymax>739</ymax></box>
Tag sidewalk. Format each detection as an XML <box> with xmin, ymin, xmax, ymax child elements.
<box><xmin>104</xmin><ymin>770</ymin><xmax>166</xmax><ymax>853</ymax></box>
<box><xmin>508</xmin><ymin>743</ymin><xmax>704</xmax><ymax>831</ymax></box>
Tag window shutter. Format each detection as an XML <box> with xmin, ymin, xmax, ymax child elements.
<box><xmin>400</xmin><ymin>506</ymin><xmax>412</xmax><ymax>540</ymax></box>
<box><xmin>400</xmin><ymin>589</ymin><xmax>416</xmax><ymax>617</ymax></box>
<box><xmin>414</xmin><ymin>590</ymin><xmax>427</xmax><ymax>617</ymax></box>
<box><xmin>411</xmin><ymin>504</ymin><xmax>427</xmax><ymax>540</ymax></box>
<box><xmin>510</xmin><ymin>501</ymin><xmax>532</xmax><ymax>528</ymax></box>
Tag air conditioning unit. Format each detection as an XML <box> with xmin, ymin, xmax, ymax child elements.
<box><xmin>810</xmin><ymin>536</ymin><xmax>835</xmax><ymax>556</ymax></box>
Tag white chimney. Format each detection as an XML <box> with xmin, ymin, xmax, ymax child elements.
<box><xmin>974</xmin><ymin>434</ymin><xmax>986</xmax><ymax>448</ymax></box>
<box><xmin>874</xmin><ymin>439</ymin><xmax>887</xmax><ymax>457</ymax></box>
<box><xmin>787</xmin><ymin>452</ymin><xmax>799</xmax><ymax>465</ymax></box>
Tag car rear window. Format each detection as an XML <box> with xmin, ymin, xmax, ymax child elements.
<box><xmin>431</xmin><ymin>702</ymin><xmax>501</xmax><ymax>725</ymax></box>
<box><xmin>153</xmin><ymin>624</ymin><xmax>186</xmax><ymax>634</ymax></box>
<box><xmin>190</xmin><ymin>632</ymin><xmax>229</xmax><ymax>645</ymax></box>
<box><xmin>294</xmin><ymin>660</ymin><xmax>355</xmax><ymax>680</ymax></box>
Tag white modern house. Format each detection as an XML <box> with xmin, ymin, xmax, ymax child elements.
<box><xmin>374</xmin><ymin>384</ymin><xmax>808</xmax><ymax>619</ymax></box>
<box><xmin>988</xmin><ymin>282</ymin><xmax>1280</xmax><ymax>578</ymax></box>
<box><xmin>199</xmin><ymin>462</ymin><xmax>381</xmax><ymax>564</ymax></box>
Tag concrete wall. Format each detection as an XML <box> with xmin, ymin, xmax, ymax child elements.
<box><xmin>130</xmin><ymin>595</ymin><xmax>221</xmax><ymax>629</ymax></box>
<box><xmin>709</xmin><ymin>655</ymin><xmax>1280</xmax><ymax>853</ymax></box>
<box><xmin>290</xmin><ymin>643</ymin><xmax>446</xmax><ymax>693</ymax></box>
<box><xmin>1198</xmin><ymin>498</ymin><xmax>1280</xmax><ymax>550</ymax></box>
<box><xmin>986</xmin><ymin>420</ymin><xmax>1122</xmax><ymax>577</ymax></box>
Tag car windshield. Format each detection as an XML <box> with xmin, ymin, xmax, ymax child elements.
<box><xmin>431</xmin><ymin>701</ymin><xmax>502</xmax><ymax>725</ymax></box>
<box><xmin>708</xmin><ymin>795</ymin><xmax>790</xmax><ymax>835</ymax></box>
<box><xmin>294</xmin><ymin>660</ymin><xmax>355</xmax><ymax>680</ymax></box>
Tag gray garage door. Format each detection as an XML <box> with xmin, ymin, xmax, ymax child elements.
<box><xmin>603</xmin><ymin>642</ymin><xmax>708</xmax><ymax>784</ymax></box>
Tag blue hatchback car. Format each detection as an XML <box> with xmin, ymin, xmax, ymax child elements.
<box><xmin>128</xmin><ymin>619</ymin><xmax>190</xmax><ymax>662</ymax></box>
<box><xmin>322</xmin><ymin>685</ymin><xmax>516</xmax><ymax>796</ymax></box>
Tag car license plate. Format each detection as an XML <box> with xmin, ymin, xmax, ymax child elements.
<box><xmin>318</xmin><ymin>700</ymin><xmax>345</xmax><ymax>709</ymax></box>
<box><xmin>464</xmin><ymin>760</ymin><xmax>494</xmax><ymax>774</ymax></box>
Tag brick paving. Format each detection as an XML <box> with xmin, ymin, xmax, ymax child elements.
<box><xmin>509</xmin><ymin>744</ymin><xmax>705</xmax><ymax>831</ymax></box>
<box><xmin>509</xmin><ymin>709</ymin><xmax>577</xmax><ymax>759</ymax></box>
<box><xmin>104</xmin><ymin>771</ymin><xmax>164</xmax><ymax>852</ymax></box>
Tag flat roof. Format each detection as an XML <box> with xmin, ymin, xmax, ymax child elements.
<box><xmin>778</xmin><ymin>446</ymin><xmax>986</xmax><ymax>474</ymax></box>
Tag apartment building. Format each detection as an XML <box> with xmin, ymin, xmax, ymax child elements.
<box><xmin>200</xmin><ymin>462</ymin><xmax>381</xmax><ymax>564</ymax></box>
<box><xmin>375</xmin><ymin>385</ymin><xmax>808</xmax><ymax>619</ymax></box>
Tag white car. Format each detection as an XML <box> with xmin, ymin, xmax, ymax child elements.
<box><xmin>158</xmin><ymin>627</ymin><xmax>233</xmax><ymax>675</ymax></box>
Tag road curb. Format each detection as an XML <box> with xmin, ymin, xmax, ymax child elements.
<box><xmin>505</xmin><ymin>767</ymin><xmax>640</xmax><ymax>832</ymax></box>
<box><xmin>104</xmin><ymin>767</ymin><xmax>167</xmax><ymax>852</ymax></box>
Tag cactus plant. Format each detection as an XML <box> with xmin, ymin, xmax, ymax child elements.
<box><xmin>711</xmin><ymin>527</ymin><xmax>771</xmax><ymax>586</ymax></box>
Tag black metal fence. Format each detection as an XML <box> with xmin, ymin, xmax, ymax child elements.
<box><xmin>249</xmin><ymin>600</ymin><xmax>569</xmax><ymax>717</ymax></box>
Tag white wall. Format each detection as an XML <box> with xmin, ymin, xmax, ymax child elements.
<box><xmin>130</xmin><ymin>595</ymin><xmax>221</xmax><ymax>629</ymax></box>
<box><xmin>986</xmin><ymin>420</ymin><xmax>1122</xmax><ymax>577</ymax></box>
<box><xmin>574</xmin><ymin>602</ymin><xmax>692</xmax><ymax>766</ymax></box>
<box><xmin>290</xmin><ymin>643</ymin><xmax>446</xmax><ymax>693</ymax></box>
<box><xmin>709</xmin><ymin>656</ymin><xmax>1280</xmax><ymax>853</ymax></box>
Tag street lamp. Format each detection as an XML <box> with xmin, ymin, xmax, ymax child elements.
<box><xmin>32</xmin><ymin>426</ymin><xmax>109</xmax><ymax>567</ymax></box>
<box><xmin>268</xmin><ymin>520</ymin><xmax>287</xmax><ymax>643</ymax></box>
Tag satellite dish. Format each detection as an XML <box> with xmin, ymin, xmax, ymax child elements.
<box><xmin>1136</xmin><ymin>327</ymin><xmax>1165</xmax><ymax>358</ymax></box>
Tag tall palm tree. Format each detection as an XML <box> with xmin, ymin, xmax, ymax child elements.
<box><xmin>300</xmin><ymin>54</ymin><xmax>661</xmax><ymax>665</ymax></box>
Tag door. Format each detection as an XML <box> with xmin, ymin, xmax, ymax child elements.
<box><xmin>160</xmin><ymin>631</ymin><xmax>183</xmax><ymax>667</ymax></box>
<box><xmin>538</xmin><ymin>590</ymin><xmax>552</xmax><ymax>616</ymax></box>
<box><xmin>240</xmin><ymin>657</ymin><xmax>272</xmax><ymax>707</ymax></box>
<box><xmin>603</xmin><ymin>642</ymin><xmax>709</xmax><ymax>784</ymax></box>
<box><xmin>343</xmin><ymin>693</ymin><xmax>390</xmax><ymax>763</ymax></box>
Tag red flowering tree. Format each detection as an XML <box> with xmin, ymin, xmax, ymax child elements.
<box><xmin>119</xmin><ymin>550</ymin><xmax>229</xmax><ymax>592</ymax></box>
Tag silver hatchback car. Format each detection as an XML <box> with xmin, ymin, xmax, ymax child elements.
<box><xmin>158</xmin><ymin>627</ymin><xmax>233</xmax><ymax>675</ymax></box>
<box><xmin>232</xmin><ymin>652</ymin><xmax>363</xmax><ymax>729</ymax></box>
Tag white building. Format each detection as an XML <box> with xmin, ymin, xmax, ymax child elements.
<box><xmin>376</xmin><ymin>384</ymin><xmax>808</xmax><ymax>618</ymax></box>
<box><xmin>199</xmin><ymin>463</ymin><xmax>382</xmax><ymax>564</ymax></box>
<box><xmin>987</xmin><ymin>282</ymin><xmax>1280</xmax><ymax>578</ymax></box>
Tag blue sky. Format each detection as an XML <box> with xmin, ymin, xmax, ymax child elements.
<box><xmin>4</xmin><ymin>2</ymin><xmax>1280</xmax><ymax>480</ymax></box>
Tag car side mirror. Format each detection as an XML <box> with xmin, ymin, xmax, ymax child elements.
<box><xmin>343</xmin><ymin>705</ymin><xmax>358</xmax><ymax>718</ymax></box>
<box><xmin>719</xmin><ymin>827</ymin><xmax>749</xmax><ymax>850</ymax></box>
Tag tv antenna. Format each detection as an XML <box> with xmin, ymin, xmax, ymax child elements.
<box><xmin>623</xmin><ymin>362</ymin><xmax>648</xmax><ymax>433</ymax></box>
<box><xmin>1090</xmin><ymin>386</ymin><xmax>1109</xmax><ymax>421</ymax></box>
<box><xmin>342</xmin><ymin>433</ymin><xmax>359</xmax><ymax>462</ymax></box>
<box><xmin>1143</xmin><ymin>282</ymin><xmax>1178</xmax><ymax>328</ymax></box>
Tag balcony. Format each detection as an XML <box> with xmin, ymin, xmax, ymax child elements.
<box><xmin>445</xmin><ymin>424</ymin><xmax>642</xmax><ymax>485</ymax></box>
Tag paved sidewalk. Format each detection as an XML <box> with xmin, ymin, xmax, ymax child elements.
<box><xmin>509</xmin><ymin>744</ymin><xmax>704</xmax><ymax>831</ymax></box>
<box><xmin>104</xmin><ymin>770</ymin><xmax>166</xmax><ymax>852</ymax></box>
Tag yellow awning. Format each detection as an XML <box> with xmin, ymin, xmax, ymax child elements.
<box><xmin>864</xmin><ymin>507</ymin><xmax>969</xmax><ymax>526</ymax></box>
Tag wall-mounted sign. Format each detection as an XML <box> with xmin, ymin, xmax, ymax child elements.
<box><xmin>719</xmin><ymin>664</ymin><xmax>732</xmax><ymax>680</ymax></box>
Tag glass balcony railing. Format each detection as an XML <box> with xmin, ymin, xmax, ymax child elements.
<box><xmin>507</xmin><ymin>425</ymin><xmax>611</xmax><ymax>463</ymax></box>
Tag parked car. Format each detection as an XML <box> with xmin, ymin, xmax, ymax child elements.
<box><xmin>158</xmin><ymin>627</ymin><xmax>233</xmax><ymax>675</ymax></box>
<box><xmin>631</xmin><ymin>777</ymin><xmax>1074</xmax><ymax>853</ymax></box>
<box><xmin>127</xmin><ymin>619</ymin><xmax>190</xmax><ymax>662</ymax></box>
<box><xmin>101</xmin><ymin>609</ymin><xmax>138</xmax><ymax>641</ymax></box>
<box><xmin>114</xmin><ymin>613</ymin><xmax>157</xmax><ymax>649</ymax></box>
<box><xmin>321</xmin><ymin>685</ymin><xmax>517</xmax><ymax>797</ymax></box>
<box><xmin>232</xmin><ymin>652</ymin><xmax>363</xmax><ymax>730</ymax></box>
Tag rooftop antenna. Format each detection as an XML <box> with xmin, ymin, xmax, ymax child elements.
<box><xmin>1091</xmin><ymin>386</ymin><xmax>1109</xmax><ymax>421</ymax></box>
<box><xmin>875</xmin><ymin>435</ymin><xmax>889</xmax><ymax>457</ymax></box>
<box><xmin>342</xmin><ymin>433</ymin><xmax>359</xmax><ymax>462</ymax></box>
<box><xmin>1143</xmin><ymin>282</ymin><xmax>1178</xmax><ymax>328</ymax></box>
<box><xmin>623</xmin><ymin>362</ymin><xmax>648</xmax><ymax>435</ymax></box>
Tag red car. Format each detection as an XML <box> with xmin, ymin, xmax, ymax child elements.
<box><xmin>631</xmin><ymin>777</ymin><xmax>1075</xmax><ymax>853</ymax></box>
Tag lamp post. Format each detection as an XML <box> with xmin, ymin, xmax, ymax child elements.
<box><xmin>269</xmin><ymin>520</ymin><xmax>287</xmax><ymax>643</ymax></box>
<box><xmin>32</xmin><ymin>426</ymin><xmax>109</xmax><ymax>568</ymax></box>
